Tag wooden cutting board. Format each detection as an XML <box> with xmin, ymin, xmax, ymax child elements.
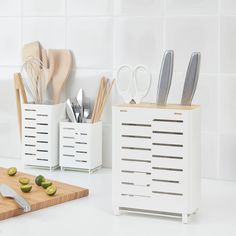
<box><xmin>0</xmin><ymin>167</ymin><xmax>89</xmax><ymax>221</ymax></box>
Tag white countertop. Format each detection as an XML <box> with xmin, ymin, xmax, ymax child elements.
<box><xmin>0</xmin><ymin>157</ymin><xmax>236</xmax><ymax>236</ymax></box>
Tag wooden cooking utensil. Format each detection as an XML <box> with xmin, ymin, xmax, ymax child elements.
<box><xmin>14</xmin><ymin>73</ymin><xmax>28</xmax><ymax>139</ymax></box>
<box><xmin>22</xmin><ymin>41</ymin><xmax>41</xmax><ymax>62</ymax></box>
<box><xmin>46</xmin><ymin>49</ymin><xmax>55</xmax><ymax>89</ymax></box>
<box><xmin>91</xmin><ymin>77</ymin><xmax>105</xmax><ymax>123</ymax></box>
<box><xmin>50</xmin><ymin>50</ymin><xmax>73</xmax><ymax>104</ymax></box>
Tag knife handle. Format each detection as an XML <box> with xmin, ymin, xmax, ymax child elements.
<box><xmin>14</xmin><ymin>195</ymin><xmax>31</xmax><ymax>212</ymax></box>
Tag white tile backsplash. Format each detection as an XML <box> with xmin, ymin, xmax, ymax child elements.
<box><xmin>114</xmin><ymin>17</ymin><xmax>163</xmax><ymax>71</ymax></box>
<box><xmin>220</xmin><ymin>17</ymin><xmax>236</xmax><ymax>73</ymax></box>
<box><xmin>165</xmin><ymin>16</ymin><xmax>218</xmax><ymax>73</ymax></box>
<box><xmin>67</xmin><ymin>17</ymin><xmax>113</xmax><ymax>69</ymax></box>
<box><xmin>114</xmin><ymin>0</ymin><xmax>164</xmax><ymax>16</ymax></box>
<box><xmin>201</xmin><ymin>133</ymin><xmax>218</xmax><ymax>179</ymax></box>
<box><xmin>0</xmin><ymin>18</ymin><xmax>21</xmax><ymax>65</ymax></box>
<box><xmin>67</xmin><ymin>0</ymin><xmax>113</xmax><ymax>16</ymax></box>
<box><xmin>221</xmin><ymin>0</ymin><xmax>236</xmax><ymax>15</ymax></box>
<box><xmin>22</xmin><ymin>0</ymin><xmax>65</xmax><ymax>16</ymax></box>
<box><xmin>22</xmin><ymin>17</ymin><xmax>65</xmax><ymax>49</ymax></box>
<box><xmin>219</xmin><ymin>134</ymin><xmax>236</xmax><ymax>180</ymax></box>
<box><xmin>0</xmin><ymin>0</ymin><xmax>21</xmax><ymax>16</ymax></box>
<box><xmin>165</xmin><ymin>0</ymin><xmax>218</xmax><ymax>16</ymax></box>
<box><xmin>219</xmin><ymin>76</ymin><xmax>236</xmax><ymax>134</ymax></box>
<box><xmin>0</xmin><ymin>0</ymin><xmax>235</xmax><ymax>179</ymax></box>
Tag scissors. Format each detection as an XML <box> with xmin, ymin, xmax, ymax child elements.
<box><xmin>115</xmin><ymin>64</ymin><xmax>151</xmax><ymax>104</ymax></box>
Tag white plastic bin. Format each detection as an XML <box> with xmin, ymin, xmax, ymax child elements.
<box><xmin>22</xmin><ymin>103</ymin><xmax>66</xmax><ymax>170</ymax></box>
<box><xmin>60</xmin><ymin>121</ymin><xmax>102</xmax><ymax>173</ymax></box>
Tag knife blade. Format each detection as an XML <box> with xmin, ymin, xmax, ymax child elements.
<box><xmin>0</xmin><ymin>184</ymin><xmax>31</xmax><ymax>212</ymax></box>
<box><xmin>156</xmin><ymin>50</ymin><xmax>174</xmax><ymax>105</ymax></box>
<box><xmin>76</xmin><ymin>89</ymin><xmax>84</xmax><ymax>123</ymax></box>
<box><xmin>181</xmin><ymin>52</ymin><xmax>201</xmax><ymax>106</ymax></box>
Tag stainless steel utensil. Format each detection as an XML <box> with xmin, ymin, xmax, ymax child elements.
<box><xmin>66</xmin><ymin>98</ymin><xmax>77</xmax><ymax>122</ymax></box>
<box><xmin>181</xmin><ymin>52</ymin><xmax>201</xmax><ymax>106</ymax></box>
<box><xmin>77</xmin><ymin>89</ymin><xmax>84</xmax><ymax>123</ymax></box>
<box><xmin>72</xmin><ymin>103</ymin><xmax>81</xmax><ymax>123</ymax></box>
<box><xmin>156</xmin><ymin>50</ymin><xmax>174</xmax><ymax>105</ymax></box>
<box><xmin>0</xmin><ymin>184</ymin><xmax>31</xmax><ymax>212</ymax></box>
<box><xmin>83</xmin><ymin>97</ymin><xmax>91</xmax><ymax>122</ymax></box>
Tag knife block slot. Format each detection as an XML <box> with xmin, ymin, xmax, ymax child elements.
<box><xmin>112</xmin><ymin>104</ymin><xmax>201</xmax><ymax>223</ymax></box>
<box><xmin>60</xmin><ymin>121</ymin><xmax>102</xmax><ymax>173</ymax></box>
<box><xmin>22</xmin><ymin>103</ymin><xmax>66</xmax><ymax>170</ymax></box>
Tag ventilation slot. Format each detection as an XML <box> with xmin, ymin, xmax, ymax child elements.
<box><xmin>63</xmin><ymin>127</ymin><xmax>75</xmax><ymax>130</ymax></box>
<box><xmin>63</xmin><ymin>145</ymin><xmax>75</xmax><ymax>148</ymax></box>
<box><xmin>121</xmin><ymin>135</ymin><xmax>151</xmax><ymax>139</ymax></box>
<box><xmin>80</xmin><ymin>133</ymin><xmax>87</xmax><ymax>136</ymax></box>
<box><xmin>25</xmin><ymin>127</ymin><xmax>36</xmax><ymax>130</ymax></box>
<box><xmin>152</xmin><ymin>179</ymin><xmax>179</xmax><ymax>184</ymax></box>
<box><xmin>25</xmin><ymin>153</ymin><xmax>36</xmax><ymax>156</ymax></box>
<box><xmin>25</xmin><ymin>118</ymin><xmax>36</xmax><ymax>121</ymax></box>
<box><xmin>37</xmin><ymin>140</ymin><xmax>48</xmax><ymax>144</ymax></box>
<box><xmin>76</xmin><ymin>151</ymin><xmax>87</xmax><ymax>154</ymax></box>
<box><xmin>121</xmin><ymin>194</ymin><xmax>150</xmax><ymax>198</ymax></box>
<box><xmin>63</xmin><ymin>136</ymin><xmax>74</xmax><ymax>139</ymax></box>
<box><xmin>153</xmin><ymin>119</ymin><xmax>183</xmax><ymax>123</ymax></box>
<box><xmin>121</xmin><ymin>170</ymin><xmax>151</xmax><ymax>175</ymax></box>
<box><xmin>122</xmin><ymin>123</ymin><xmax>151</xmax><ymax>127</ymax></box>
<box><xmin>152</xmin><ymin>155</ymin><xmax>183</xmax><ymax>160</ymax></box>
<box><xmin>36</xmin><ymin>158</ymin><xmax>48</xmax><ymax>161</ymax></box>
<box><xmin>76</xmin><ymin>142</ymin><xmax>87</xmax><ymax>144</ymax></box>
<box><xmin>152</xmin><ymin>143</ymin><xmax>183</xmax><ymax>147</ymax></box>
<box><xmin>152</xmin><ymin>131</ymin><xmax>183</xmax><ymax>135</ymax></box>
<box><xmin>37</xmin><ymin>132</ymin><xmax>48</xmax><ymax>135</ymax></box>
<box><xmin>25</xmin><ymin>135</ymin><xmax>36</xmax><ymax>138</ymax></box>
<box><xmin>152</xmin><ymin>167</ymin><xmax>183</xmax><ymax>172</ymax></box>
<box><xmin>122</xmin><ymin>147</ymin><xmax>151</xmax><ymax>151</ymax></box>
<box><xmin>63</xmin><ymin>154</ymin><xmax>75</xmax><ymax>157</ymax></box>
<box><xmin>121</xmin><ymin>158</ymin><xmax>151</xmax><ymax>163</ymax></box>
<box><xmin>152</xmin><ymin>191</ymin><xmax>182</xmax><ymax>196</ymax></box>
<box><xmin>25</xmin><ymin>109</ymin><xmax>36</xmax><ymax>112</ymax></box>
<box><xmin>75</xmin><ymin>160</ymin><xmax>87</xmax><ymax>163</ymax></box>
<box><xmin>37</xmin><ymin>114</ymin><xmax>48</xmax><ymax>117</ymax></box>
<box><xmin>25</xmin><ymin>144</ymin><xmax>36</xmax><ymax>147</ymax></box>
<box><xmin>37</xmin><ymin>149</ymin><xmax>48</xmax><ymax>153</ymax></box>
<box><xmin>37</xmin><ymin>123</ymin><xmax>48</xmax><ymax>126</ymax></box>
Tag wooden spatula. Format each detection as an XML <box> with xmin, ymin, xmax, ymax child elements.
<box><xmin>14</xmin><ymin>73</ymin><xmax>28</xmax><ymax>140</ymax></box>
<box><xmin>50</xmin><ymin>50</ymin><xmax>72</xmax><ymax>104</ymax></box>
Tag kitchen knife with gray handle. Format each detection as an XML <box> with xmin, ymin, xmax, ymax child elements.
<box><xmin>181</xmin><ymin>52</ymin><xmax>201</xmax><ymax>106</ymax></box>
<box><xmin>0</xmin><ymin>184</ymin><xmax>31</xmax><ymax>212</ymax></box>
<box><xmin>156</xmin><ymin>50</ymin><xmax>174</xmax><ymax>105</ymax></box>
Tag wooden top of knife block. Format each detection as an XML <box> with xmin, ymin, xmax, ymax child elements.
<box><xmin>117</xmin><ymin>103</ymin><xmax>200</xmax><ymax>110</ymax></box>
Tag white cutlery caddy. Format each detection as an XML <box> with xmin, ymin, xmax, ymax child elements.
<box><xmin>22</xmin><ymin>103</ymin><xmax>66</xmax><ymax>170</ymax></box>
<box><xmin>112</xmin><ymin>104</ymin><xmax>201</xmax><ymax>223</ymax></box>
<box><xmin>60</xmin><ymin>121</ymin><xmax>102</xmax><ymax>173</ymax></box>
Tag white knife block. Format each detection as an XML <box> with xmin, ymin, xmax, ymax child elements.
<box><xmin>60</xmin><ymin>121</ymin><xmax>102</xmax><ymax>173</ymax></box>
<box><xmin>21</xmin><ymin>103</ymin><xmax>66</xmax><ymax>170</ymax></box>
<box><xmin>112</xmin><ymin>104</ymin><xmax>201</xmax><ymax>223</ymax></box>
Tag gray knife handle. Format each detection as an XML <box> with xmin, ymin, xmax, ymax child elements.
<box><xmin>181</xmin><ymin>52</ymin><xmax>201</xmax><ymax>106</ymax></box>
<box><xmin>14</xmin><ymin>195</ymin><xmax>31</xmax><ymax>212</ymax></box>
<box><xmin>156</xmin><ymin>50</ymin><xmax>174</xmax><ymax>105</ymax></box>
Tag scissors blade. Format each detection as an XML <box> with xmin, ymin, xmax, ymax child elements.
<box><xmin>156</xmin><ymin>50</ymin><xmax>174</xmax><ymax>105</ymax></box>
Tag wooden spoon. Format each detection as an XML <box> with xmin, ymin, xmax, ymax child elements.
<box><xmin>50</xmin><ymin>50</ymin><xmax>73</xmax><ymax>104</ymax></box>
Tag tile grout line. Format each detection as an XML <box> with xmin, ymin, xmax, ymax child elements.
<box><xmin>216</xmin><ymin>0</ymin><xmax>221</xmax><ymax>179</ymax></box>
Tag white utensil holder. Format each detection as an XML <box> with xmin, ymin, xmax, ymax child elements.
<box><xmin>112</xmin><ymin>104</ymin><xmax>201</xmax><ymax>223</ymax></box>
<box><xmin>60</xmin><ymin>121</ymin><xmax>102</xmax><ymax>173</ymax></box>
<box><xmin>22</xmin><ymin>103</ymin><xmax>66</xmax><ymax>170</ymax></box>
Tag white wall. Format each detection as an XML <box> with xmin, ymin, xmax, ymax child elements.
<box><xmin>0</xmin><ymin>0</ymin><xmax>235</xmax><ymax>180</ymax></box>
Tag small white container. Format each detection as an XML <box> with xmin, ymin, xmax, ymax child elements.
<box><xmin>22</xmin><ymin>103</ymin><xmax>66</xmax><ymax>170</ymax></box>
<box><xmin>60</xmin><ymin>121</ymin><xmax>102</xmax><ymax>173</ymax></box>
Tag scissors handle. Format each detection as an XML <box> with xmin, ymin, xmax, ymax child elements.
<box><xmin>115</xmin><ymin>64</ymin><xmax>133</xmax><ymax>104</ymax></box>
<box><xmin>133</xmin><ymin>64</ymin><xmax>151</xmax><ymax>103</ymax></box>
<box><xmin>115</xmin><ymin>64</ymin><xmax>151</xmax><ymax>104</ymax></box>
